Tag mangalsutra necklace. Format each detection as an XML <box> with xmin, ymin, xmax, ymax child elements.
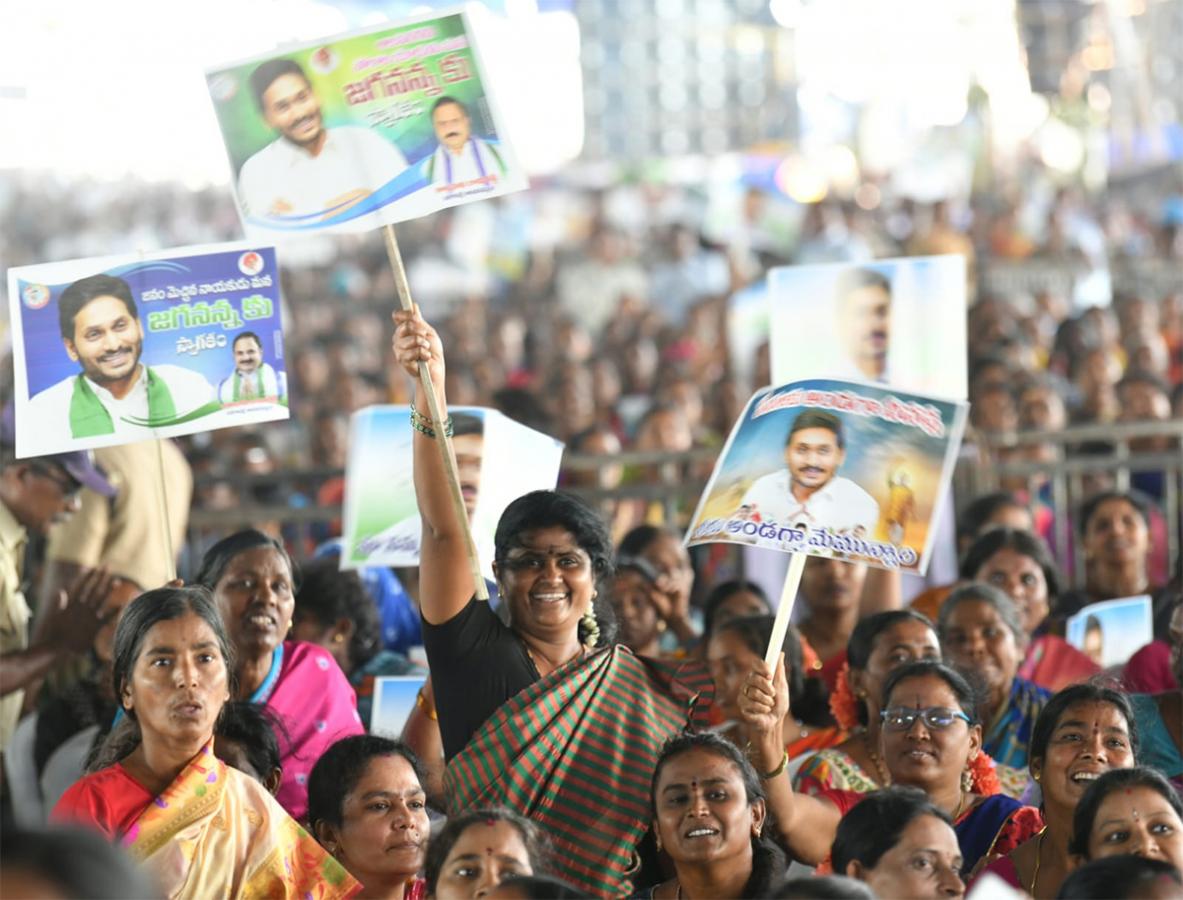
<box><xmin>1029</xmin><ymin>827</ymin><xmax>1047</xmax><ymax>896</ymax></box>
<box><xmin>862</xmin><ymin>732</ymin><xmax>891</xmax><ymax>785</ymax></box>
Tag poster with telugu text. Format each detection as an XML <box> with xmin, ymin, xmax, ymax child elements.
<box><xmin>7</xmin><ymin>244</ymin><xmax>289</xmax><ymax>458</ymax></box>
<box><xmin>769</xmin><ymin>256</ymin><xmax>968</xmax><ymax>399</ymax></box>
<box><xmin>206</xmin><ymin>8</ymin><xmax>527</xmax><ymax>239</ymax></box>
<box><xmin>686</xmin><ymin>378</ymin><xmax>968</xmax><ymax>575</ymax></box>
<box><xmin>341</xmin><ymin>405</ymin><xmax>563</xmax><ymax>573</ymax></box>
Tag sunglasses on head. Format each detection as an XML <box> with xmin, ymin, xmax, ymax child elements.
<box><xmin>880</xmin><ymin>706</ymin><xmax>972</xmax><ymax>732</ymax></box>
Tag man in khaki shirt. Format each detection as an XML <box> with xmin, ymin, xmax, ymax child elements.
<box><xmin>0</xmin><ymin>415</ymin><xmax>116</xmax><ymax>751</ymax></box>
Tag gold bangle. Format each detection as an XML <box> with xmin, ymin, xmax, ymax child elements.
<box><xmin>416</xmin><ymin>687</ymin><xmax>438</xmax><ymax>721</ymax></box>
<box><xmin>760</xmin><ymin>750</ymin><xmax>789</xmax><ymax>780</ymax></box>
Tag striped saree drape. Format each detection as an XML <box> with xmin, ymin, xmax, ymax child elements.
<box><xmin>445</xmin><ymin>645</ymin><xmax>713</xmax><ymax>898</ymax></box>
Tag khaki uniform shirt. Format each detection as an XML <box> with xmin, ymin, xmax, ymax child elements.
<box><xmin>0</xmin><ymin>500</ymin><xmax>30</xmax><ymax>750</ymax></box>
<box><xmin>46</xmin><ymin>440</ymin><xmax>192</xmax><ymax>589</ymax></box>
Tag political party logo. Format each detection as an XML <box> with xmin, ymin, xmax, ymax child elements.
<box><xmin>309</xmin><ymin>46</ymin><xmax>338</xmax><ymax>75</ymax></box>
<box><xmin>237</xmin><ymin>251</ymin><xmax>265</xmax><ymax>276</ymax></box>
<box><xmin>21</xmin><ymin>284</ymin><xmax>49</xmax><ymax>310</ymax></box>
<box><xmin>207</xmin><ymin>73</ymin><xmax>238</xmax><ymax>103</ymax></box>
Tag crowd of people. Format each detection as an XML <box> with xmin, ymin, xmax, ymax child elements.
<box><xmin>0</xmin><ymin>158</ymin><xmax>1181</xmax><ymax>900</ymax></box>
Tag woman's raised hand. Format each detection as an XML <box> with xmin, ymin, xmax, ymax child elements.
<box><xmin>737</xmin><ymin>652</ymin><xmax>789</xmax><ymax>741</ymax></box>
<box><xmin>392</xmin><ymin>305</ymin><xmax>445</xmax><ymax>386</ymax></box>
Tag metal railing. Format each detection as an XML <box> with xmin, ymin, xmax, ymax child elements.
<box><xmin>185</xmin><ymin>422</ymin><xmax>1182</xmax><ymax>578</ymax></box>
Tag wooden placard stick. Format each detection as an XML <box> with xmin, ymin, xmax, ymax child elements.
<box><xmin>382</xmin><ymin>223</ymin><xmax>488</xmax><ymax>600</ymax></box>
<box><xmin>765</xmin><ymin>552</ymin><xmax>807</xmax><ymax>667</ymax></box>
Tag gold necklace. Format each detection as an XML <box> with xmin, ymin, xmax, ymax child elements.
<box><xmin>952</xmin><ymin>790</ymin><xmax>971</xmax><ymax>821</ymax></box>
<box><xmin>1030</xmin><ymin>827</ymin><xmax>1047</xmax><ymax>896</ymax></box>
<box><xmin>862</xmin><ymin>732</ymin><xmax>891</xmax><ymax>785</ymax></box>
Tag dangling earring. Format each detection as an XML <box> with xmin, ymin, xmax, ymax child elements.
<box><xmin>654</xmin><ymin>832</ymin><xmax>663</xmax><ymax>853</ymax></box>
<box><xmin>580</xmin><ymin>609</ymin><xmax>600</xmax><ymax>649</ymax></box>
<box><xmin>961</xmin><ymin>768</ymin><xmax>973</xmax><ymax>793</ymax></box>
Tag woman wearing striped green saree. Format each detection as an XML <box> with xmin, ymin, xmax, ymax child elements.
<box><xmin>393</xmin><ymin>307</ymin><xmax>712</xmax><ymax>898</ymax></box>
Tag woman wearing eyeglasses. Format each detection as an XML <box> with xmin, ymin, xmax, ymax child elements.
<box><xmin>740</xmin><ymin>658</ymin><xmax>1041</xmax><ymax>874</ymax></box>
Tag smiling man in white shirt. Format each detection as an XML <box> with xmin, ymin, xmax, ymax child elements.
<box><xmin>237</xmin><ymin>58</ymin><xmax>409</xmax><ymax>221</ymax></box>
<box><xmin>737</xmin><ymin>410</ymin><xmax>880</xmax><ymax>538</ymax></box>
<box><xmin>27</xmin><ymin>274</ymin><xmax>215</xmax><ymax>447</ymax></box>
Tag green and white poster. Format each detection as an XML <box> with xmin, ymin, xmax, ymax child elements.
<box><xmin>206</xmin><ymin>7</ymin><xmax>527</xmax><ymax>239</ymax></box>
<box><xmin>341</xmin><ymin>405</ymin><xmax>564</xmax><ymax>571</ymax></box>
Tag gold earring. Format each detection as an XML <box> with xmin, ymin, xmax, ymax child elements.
<box><xmin>961</xmin><ymin>769</ymin><xmax>973</xmax><ymax>793</ymax></box>
<box><xmin>332</xmin><ymin>633</ymin><xmax>345</xmax><ymax>644</ymax></box>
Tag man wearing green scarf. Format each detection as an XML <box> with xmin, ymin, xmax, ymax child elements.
<box><xmin>26</xmin><ymin>274</ymin><xmax>217</xmax><ymax>447</ymax></box>
<box><xmin>217</xmin><ymin>331</ymin><xmax>284</xmax><ymax>404</ymax></box>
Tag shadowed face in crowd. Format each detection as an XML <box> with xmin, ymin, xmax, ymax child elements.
<box><xmin>1083</xmin><ymin>498</ymin><xmax>1149</xmax><ymax>572</ymax></box>
<box><xmin>849</xmin><ymin>620</ymin><xmax>941</xmax><ymax>721</ymax></box>
<box><xmin>434</xmin><ymin>820</ymin><xmax>533</xmax><ymax>900</ymax></box>
<box><xmin>801</xmin><ymin>558</ymin><xmax>866</xmax><ymax>615</ymax></box>
<box><xmin>972</xmin><ymin>548</ymin><xmax>1049</xmax><ymax>635</ymax></box>
<box><xmin>610</xmin><ymin>568</ymin><xmax>661</xmax><ymax>652</ymax></box>
<box><xmin>706</xmin><ymin>629</ymin><xmax>763</xmax><ymax>722</ymax></box>
<box><xmin>711</xmin><ymin>589</ymin><xmax>770</xmax><ymax>633</ymax></box>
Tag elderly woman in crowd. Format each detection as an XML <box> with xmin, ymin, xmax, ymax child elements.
<box><xmin>745</xmin><ymin>658</ymin><xmax>1042</xmax><ymax>874</ymax></box>
<box><xmin>975</xmin><ymin>683</ymin><xmax>1138</xmax><ymax>897</ymax></box>
<box><xmin>830</xmin><ymin>787</ymin><xmax>966</xmax><ymax>899</ymax></box>
<box><xmin>1068</xmin><ymin>767</ymin><xmax>1183</xmax><ymax>870</ymax></box>
<box><xmin>641</xmin><ymin>731</ymin><xmax>786</xmax><ymax>899</ymax></box>
<box><xmin>700</xmin><ymin>580</ymin><xmax>772</xmax><ymax>644</ymax></box>
<box><xmin>610</xmin><ymin>556</ymin><xmax>675</xmax><ymax>658</ymax></box>
<box><xmin>51</xmin><ymin>586</ymin><xmax>355</xmax><ymax>898</ymax></box>
<box><xmin>291</xmin><ymin>559</ymin><xmax>425</xmax><ymax>729</ymax></box>
<box><xmin>1058</xmin><ymin>491</ymin><xmax>1155</xmax><ymax>616</ymax></box>
<box><xmin>959</xmin><ymin>528</ymin><xmax>1098</xmax><ymax>691</ymax></box>
<box><xmin>195</xmin><ymin>530</ymin><xmax>364</xmax><ymax>820</ymax></box>
<box><xmin>796</xmin><ymin>558</ymin><xmax>868</xmax><ymax>692</ymax></box>
<box><xmin>424</xmin><ymin>808</ymin><xmax>547</xmax><ymax>900</ymax></box>
<box><xmin>706</xmin><ymin>615</ymin><xmax>839</xmax><ymax>763</ymax></box>
<box><xmin>392</xmin><ymin>306</ymin><xmax>713</xmax><ymax>896</ymax></box>
<box><xmin>796</xmin><ymin>610</ymin><xmax>941</xmax><ymax>793</ymax></box>
<box><xmin>617</xmin><ymin>523</ymin><xmax>699</xmax><ymax>650</ymax></box>
<box><xmin>937</xmin><ymin>583</ymin><xmax>1051</xmax><ymax>774</ymax></box>
<box><xmin>308</xmin><ymin>736</ymin><xmax>430</xmax><ymax>900</ymax></box>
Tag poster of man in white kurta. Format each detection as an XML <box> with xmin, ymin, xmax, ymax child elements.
<box><xmin>26</xmin><ymin>275</ymin><xmax>216</xmax><ymax>446</ymax></box>
<box><xmin>687</xmin><ymin>378</ymin><xmax>968</xmax><ymax>575</ymax></box>
<box><xmin>9</xmin><ymin>243</ymin><xmax>290</xmax><ymax>458</ymax></box>
<box><xmin>237</xmin><ymin>58</ymin><xmax>410</xmax><ymax>221</ymax></box>
<box><xmin>427</xmin><ymin>96</ymin><xmax>507</xmax><ymax>196</ymax></box>
<box><xmin>738</xmin><ymin>410</ymin><xmax>880</xmax><ymax>538</ymax></box>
